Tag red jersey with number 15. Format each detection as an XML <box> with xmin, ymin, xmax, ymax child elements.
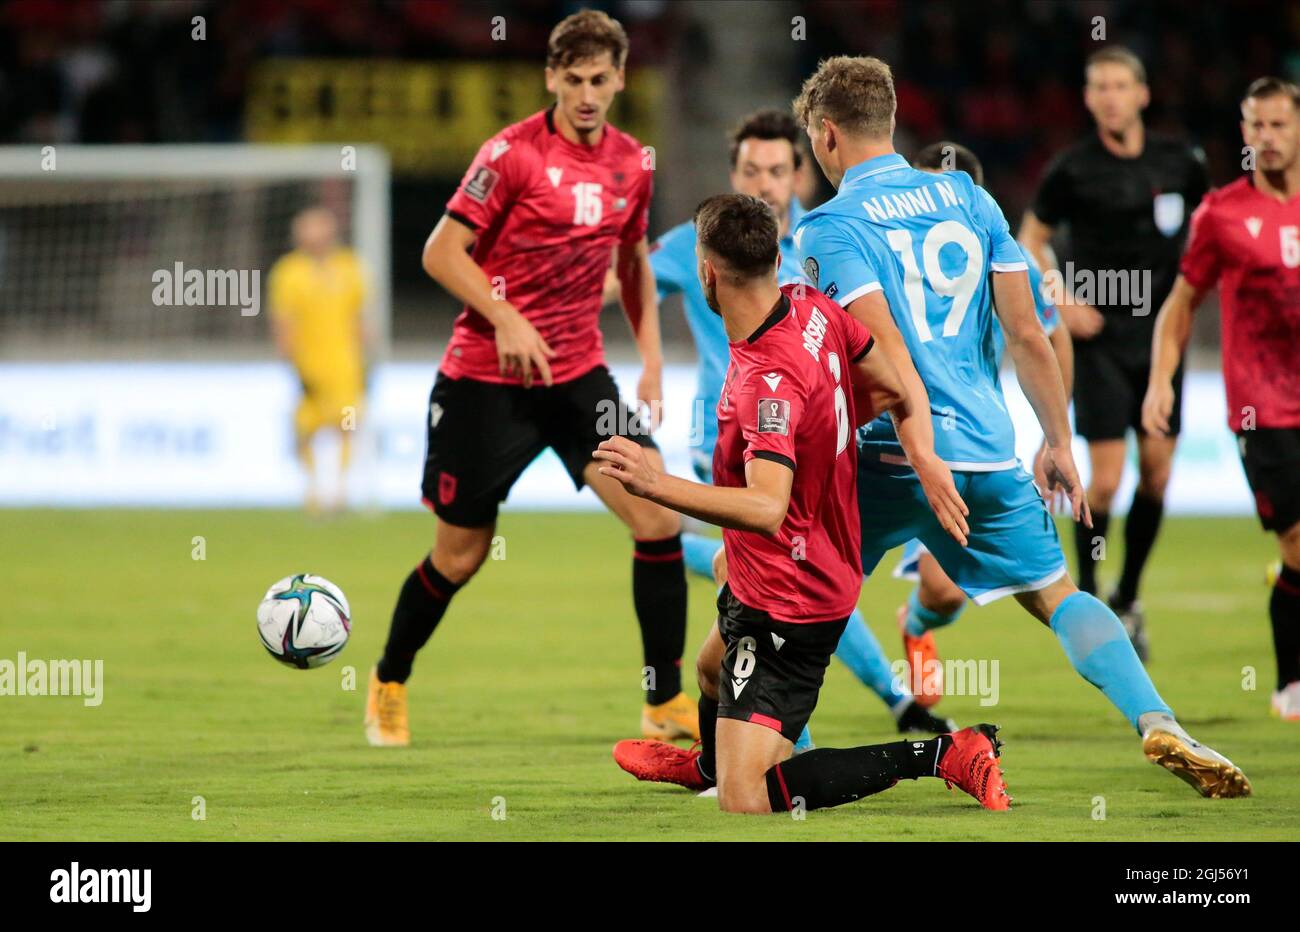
<box><xmin>442</xmin><ymin>107</ymin><xmax>653</xmax><ymax>385</ymax></box>
<box><xmin>1179</xmin><ymin>176</ymin><xmax>1300</xmax><ymax>430</ymax></box>
<box><xmin>713</xmin><ymin>284</ymin><xmax>874</xmax><ymax>624</ymax></box>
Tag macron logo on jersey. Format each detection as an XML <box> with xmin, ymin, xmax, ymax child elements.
<box><xmin>762</xmin><ymin>372</ymin><xmax>783</xmax><ymax>391</ymax></box>
<box><xmin>801</xmin><ymin>307</ymin><xmax>829</xmax><ymax>362</ymax></box>
<box><xmin>546</xmin><ymin>167</ymin><xmax>563</xmax><ymax>188</ymax></box>
<box><xmin>490</xmin><ymin>140</ymin><xmax>510</xmax><ymax>162</ymax></box>
<box><xmin>1245</xmin><ymin>216</ymin><xmax>1263</xmax><ymax>239</ymax></box>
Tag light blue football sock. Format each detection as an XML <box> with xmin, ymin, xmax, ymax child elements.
<box><xmin>793</xmin><ymin>726</ymin><xmax>814</xmax><ymax>752</ymax></box>
<box><xmin>904</xmin><ymin>589</ymin><xmax>965</xmax><ymax>636</ymax></box>
<box><xmin>835</xmin><ymin>609</ymin><xmax>909</xmax><ymax>710</ymax></box>
<box><xmin>1050</xmin><ymin>591</ymin><xmax>1172</xmax><ymax>732</ymax></box>
<box><xmin>682</xmin><ymin>532</ymin><xmax>722</xmax><ymax>580</ymax></box>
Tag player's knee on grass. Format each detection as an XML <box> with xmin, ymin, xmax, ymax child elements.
<box><xmin>716</xmin><ymin>776</ymin><xmax>772</xmax><ymax>814</ymax></box>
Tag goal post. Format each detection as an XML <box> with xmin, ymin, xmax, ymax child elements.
<box><xmin>0</xmin><ymin>144</ymin><xmax>391</xmax><ymax>359</ymax></box>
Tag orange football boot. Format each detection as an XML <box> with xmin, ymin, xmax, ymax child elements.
<box><xmin>936</xmin><ymin>724</ymin><xmax>1010</xmax><ymax>810</ymax></box>
<box><xmin>897</xmin><ymin>602</ymin><xmax>943</xmax><ymax>708</ymax></box>
<box><xmin>612</xmin><ymin>739</ymin><xmax>712</xmax><ymax>791</ymax></box>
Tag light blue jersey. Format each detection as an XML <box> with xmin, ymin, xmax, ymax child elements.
<box><xmin>651</xmin><ymin>199</ymin><xmax>807</xmax><ymax>479</ymax></box>
<box><xmin>794</xmin><ymin>154</ymin><xmax>1029</xmax><ymax>471</ymax></box>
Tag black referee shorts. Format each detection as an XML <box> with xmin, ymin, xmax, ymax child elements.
<box><xmin>714</xmin><ymin>584</ymin><xmax>849</xmax><ymax>744</ymax></box>
<box><xmin>420</xmin><ymin>365</ymin><xmax>657</xmax><ymax>527</ymax></box>
<box><xmin>1238</xmin><ymin>428</ymin><xmax>1300</xmax><ymax>534</ymax></box>
<box><xmin>1073</xmin><ymin>343</ymin><xmax>1185</xmax><ymax>441</ymax></box>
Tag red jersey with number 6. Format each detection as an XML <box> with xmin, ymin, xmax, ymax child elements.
<box><xmin>1179</xmin><ymin>177</ymin><xmax>1300</xmax><ymax>430</ymax></box>
<box><xmin>442</xmin><ymin>107</ymin><xmax>653</xmax><ymax>385</ymax></box>
<box><xmin>713</xmin><ymin>284</ymin><xmax>874</xmax><ymax>623</ymax></box>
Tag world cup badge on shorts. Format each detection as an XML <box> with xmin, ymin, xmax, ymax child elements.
<box><xmin>439</xmin><ymin>471</ymin><xmax>458</xmax><ymax>506</ymax></box>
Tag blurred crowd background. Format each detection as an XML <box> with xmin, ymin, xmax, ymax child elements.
<box><xmin>2</xmin><ymin>0</ymin><xmax>1295</xmax><ymax>355</ymax></box>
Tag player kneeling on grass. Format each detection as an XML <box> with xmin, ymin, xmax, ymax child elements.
<box><xmin>595</xmin><ymin>194</ymin><xmax>1008</xmax><ymax>813</ymax></box>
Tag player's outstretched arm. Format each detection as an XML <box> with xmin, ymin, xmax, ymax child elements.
<box><xmin>1141</xmin><ymin>275</ymin><xmax>1205</xmax><ymax>437</ymax></box>
<box><xmin>1018</xmin><ymin>211</ymin><xmax>1105</xmax><ymax>339</ymax></box>
<box><xmin>844</xmin><ymin>291</ymin><xmax>970</xmax><ymax>545</ymax></box>
<box><xmin>992</xmin><ymin>269</ymin><xmax>1090</xmax><ymax>526</ymax></box>
<box><xmin>593</xmin><ymin>437</ymin><xmax>792</xmax><ymax>535</ymax></box>
<box><xmin>423</xmin><ymin>214</ymin><xmax>556</xmax><ymax>387</ymax></box>
<box><xmin>615</xmin><ymin>237</ymin><xmax>665</xmax><ymax>422</ymax></box>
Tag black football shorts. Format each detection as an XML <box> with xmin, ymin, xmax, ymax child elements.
<box><xmin>714</xmin><ymin>584</ymin><xmax>849</xmax><ymax>743</ymax></box>
<box><xmin>420</xmin><ymin>365</ymin><xmax>657</xmax><ymax>527</ymax></box>
<box><xmin>1237</xmin><ymin>428</ymin><xmax>1300</xmax><ymax>533</ymax></box>
<box><xmin>1073</xmin><ymin>343</ymin><xmax>1184</xmax><ymax>441</ymax></box>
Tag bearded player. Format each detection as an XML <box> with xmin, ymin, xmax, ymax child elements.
<box><xmin>1144</xmin><ymin>77</ymin><xmax>1300</xmax><ymax>720</ymax></box>
<box><xmin>650</xmin><ymin>109</ymin><xmax>953</xmax><ymax>739</ymax></box>
<box><xmin>365</xmin><ymin>10</ymin><xmax>696</xmax><ymax>746</ymax></box>
<box><xmin>598</xmin><ymin>194</ymin><xmax>1006</xmax><ymax>813</ymax></box>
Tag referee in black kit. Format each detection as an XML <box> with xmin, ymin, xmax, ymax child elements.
<box><xmin>1020</xmin><ymin>46</ymin><xmax>1208</xmax><ymax>661</ymax></box>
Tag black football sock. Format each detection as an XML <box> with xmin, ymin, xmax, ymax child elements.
<box><xmin>1075</xmin><ymin>510</ymin><xmax>1110</xmax><ymax>595</ymax></box>
<box><xmin>633</xmin><ymin>535</ymin><xmax>687</xmax><ymax>705</ymax></box>
<box><xmin>376</xmin><ymin>556</ymin><xmax>463</xmax><ymax>684</ymax></box>
<box><xmin>696</xmin><ymin>694</ymin><xmax>718</xmax><ymax>784</ymax></box>
<box><xmin>1270</xmin><ymin>564</ymin><xmax>1300</xmax><ymax>690</ymax></box>
<box><xmin>1117</xmin><ymin>492</ymin><xmax>1164</xmax><ymax>606</ymax></box>
<box><xmin>764</xmin><ymin>737</ymin><xmax>950</xmax><ymax>812</ymax></box>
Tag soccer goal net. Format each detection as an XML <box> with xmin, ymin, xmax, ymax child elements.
<box><xmin>0</xmin><ymin>145</ymin><xmax>390</xmax><ymax>360</ymax></box>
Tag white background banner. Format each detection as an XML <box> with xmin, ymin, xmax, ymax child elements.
<box><xmin>0</xmin><ymin>362</ymin><xmax>1254</xmax><ymax>515</ymax></box>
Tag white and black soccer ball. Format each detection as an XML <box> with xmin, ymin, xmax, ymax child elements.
<box><xmin>257</xmin><ymin>573</ymin><xmax>351</xmax><ymax>669</ymax></box>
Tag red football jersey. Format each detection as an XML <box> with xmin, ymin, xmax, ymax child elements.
<box><xmin>1180</xmin><ymin>177</ymin><xmax>1300</xmax><ymax>430</ymax></box>
<box><xmin>713</xmin><ymin>284</ymin><xmax>874</xmax><ymax>624</ymax></box>
<box><xmin>442</xmin><ymin>108</ymin><xmax>653</xmax><ymax>385</ymax></box>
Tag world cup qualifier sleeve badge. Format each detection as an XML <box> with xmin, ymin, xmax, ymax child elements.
<box><xmin>757</xmin><ymin>398</ymin><xmax>790</xmax><ymax>435</ymax></box>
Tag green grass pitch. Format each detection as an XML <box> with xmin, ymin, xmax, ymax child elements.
<box><xmin>2</xmin><ymin>508</ymin><xmax>1296</xmax><ymax>840</ymax></box>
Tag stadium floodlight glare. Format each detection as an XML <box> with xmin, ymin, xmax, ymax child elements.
<box><xmin>0</xmin><ymin>145</ymin><xmax>390</xmax><ymax>360</ymax></box>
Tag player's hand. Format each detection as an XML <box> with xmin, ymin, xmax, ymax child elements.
<box><xmin>593</xmin><ymin>436</ymin><xmax>660</xmax><ymax>498</ymax></box>
<box><xmin>1032</xmin><ymin>439</ymin><xmax>1060</xmax><ymax>510</ymax></box>
<box><xmin>1141</xmin><ymin>380</ymin><xmax>1175</xmax><ymax>437</ymax></box>
<box><xmin>1062</xmin><ymin>302</ymin><xmax>1105</xmax><ymax>339</ymax></box>
<box><xmin>637</xmin><ymin>363</ymin><xmax>663</xmax><ymax>431</ymax></box>
<box><xmin>494</xmin><ymin>308</ymin><xmax>556</xmax><ymax>388</ymax></box>
<box><xmin>912</xmin><ymin>453</ymin><xmax>970</xmax><ymax>547</ymax></box>
<box><xmin>1040</xmin><ymin>443</ymin><xmax>1093</xmax><ymax>528</ymax></box>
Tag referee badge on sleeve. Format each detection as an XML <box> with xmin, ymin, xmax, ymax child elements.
<box><xmin>757</xmin><ymin>398</ymin><xmax>790</xmax><ymax>435</ymax></box>
<box><xmin>1153</xmin><ymin>192</ymin><xmax>1185</xmax><ymax>237</ymax></box>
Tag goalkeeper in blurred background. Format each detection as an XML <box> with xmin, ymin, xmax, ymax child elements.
<box><xmin>269</xmin><ymin>206</ymin><xmax>370</xmax><ymax>515</ymax></box>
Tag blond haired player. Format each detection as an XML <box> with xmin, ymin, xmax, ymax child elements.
<box><xmin>269</xmin><ymin>207</ymin><xmax>369</xmax><ymax>514</ymax></box>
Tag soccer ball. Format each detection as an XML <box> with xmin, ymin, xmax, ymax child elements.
<box><xmin>257</xmin><ymin>573</ymin><xmax>351</xmax><ymax>669</ymax></box>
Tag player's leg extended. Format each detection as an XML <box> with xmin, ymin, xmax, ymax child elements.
<box><xmin>1076</xmin><ymin>438</ymin><xmax>1124</xmax><ymax>594</ymax></box>
<box><xmin>584</xmin><ymin>453</ymin><xmax>696</xmax><ymax>740</ymax></box>
<box><xmin>366</xmin><ymin>518</ymin><xmax>494</xmax><ymax>747</ymax></box>
<box><xmin>1016</xmin><ymin>577</ymin><xmax>1250</xmax><ymax>797</ymax></box>
<box><xmin>1270</xmin><ymin>521</ymin><xmax>1300</xmax><ymax>719</ymax></box>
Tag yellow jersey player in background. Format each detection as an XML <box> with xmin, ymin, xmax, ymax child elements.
<box><xmin>269</xmin><ymin>207</ymin><xmax>369</xmax><ymax>515</ymax></box>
